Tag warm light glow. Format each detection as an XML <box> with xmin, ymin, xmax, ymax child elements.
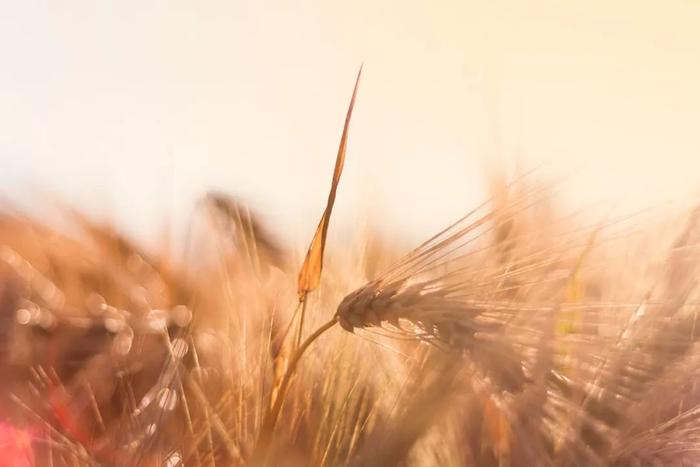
<box><xmin>1</xmin><ymin>1</ymin><xmax>699</xmax><ymax>243</ymax></box>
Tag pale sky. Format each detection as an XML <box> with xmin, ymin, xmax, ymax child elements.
<box><xmin>1</xmin><ymin>1</ymin><xmax>700</xmax><ymax>248</ymax></box>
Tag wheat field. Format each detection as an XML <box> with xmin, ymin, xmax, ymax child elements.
<box><xmin>2</xmin><ymin>77</ymin><xmax>700</xmax><ymax>467</ymax></box>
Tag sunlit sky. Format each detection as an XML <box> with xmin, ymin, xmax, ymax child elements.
<box><xmin>2</xmin><ymin>1</ymin><xmax>700</xmax><ymax>248</ymax></box>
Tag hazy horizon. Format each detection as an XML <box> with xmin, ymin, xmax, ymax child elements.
<box><xmin>2</xmin><ymin>1</ymin><xmax>700</xmax><ymax>248</ymax></box>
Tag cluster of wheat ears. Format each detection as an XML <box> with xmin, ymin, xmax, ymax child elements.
<box><xmin>2</xmin><ymin>70</ymin><xmax>700</xmax><ymax>467</ymax></box>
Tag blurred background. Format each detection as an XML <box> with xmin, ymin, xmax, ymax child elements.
<box><xmin>1</xmin><ymin>0</ymin><xmax>699</xmax><ymax>249</ymax></box>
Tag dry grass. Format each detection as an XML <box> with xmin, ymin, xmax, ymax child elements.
<box><xmin>1</xmin><ymin>176</ymin><xmax>699</xmax><ymax>466</ymax></box>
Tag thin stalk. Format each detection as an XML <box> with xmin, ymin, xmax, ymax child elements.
<box><xmin>295</xmin><ymin>295</ymin><xmax>309</xmax><ymax>350</ymax></box>
<box><xmin>251</xmin><ymin>316</ymin><xmax>338</xmax><ymax>464</ymax></box>
<box><xmin>278</xmin><ymin>300</ymin><xmax>303</xmax><ymax>348</ymax></box>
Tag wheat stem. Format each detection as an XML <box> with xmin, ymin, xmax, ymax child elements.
<box><xmin>251</xmin><ymin>316</ymin><xmax>338</xmax><ymax>464</ymax></box>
